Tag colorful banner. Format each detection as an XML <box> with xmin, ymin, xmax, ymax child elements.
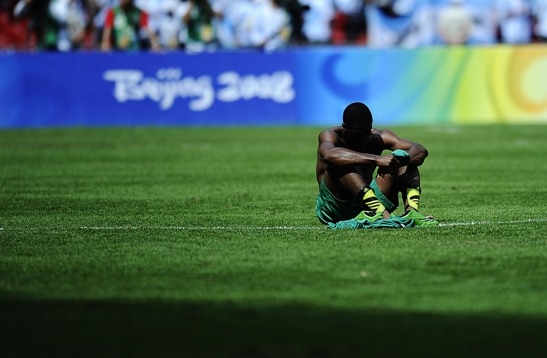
<box><xmin>295</xmin><ymin>45</ymin><xmax>547</xmax><ymax>126</ymax></box>
<box><xmin>0</xmin><ymin>45</ymin><xmax>546</xmax><ymax>128</ymax></box>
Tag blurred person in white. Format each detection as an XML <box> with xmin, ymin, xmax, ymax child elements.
<box><xmin>213</xmin><ymin>0</ymin><xmax>272</xmax><ymax>49</ymax></box>
<box><xmin>494</xmin><ymin>0</ymin><xmax>532</xmax><ymax>44</ymax></box>
<box><xmin>299</xmin><ymin>0</ymin><xmax>336</xmax><ymax>44</ymax></box>
<box><xmin>249</xmin><ymin>0</ymin><xmax>290</xmax><ymax>51</ymax></box>
<box><xmin>335</xmin><ymin>0</ymin><xmax>363</xmax><ymax>15</ymax></box>
<box><xmin>49</xmin><ymin>0</ymin><xmax>87</xmax><ymax>51</ymax></box>
<box><xmin>433</xmin><ymin>0</ymin><xmax>497</xmax><ymax>45</ymax></box>
<box><xmin>532</xmin><ymin>0</ymin><xmax>547</xmax><ymax>41</ymax></box>
<box><xmin>137</xmin><ymin>0</ymin><xmax>190</xmax><ymax>49</ymax></box>
<box><xmin>465</xmin><ymin>0</ymin><xmax>497</xmax><ymax>44</ymax></box>
<box><xmin>210</xmin><ymin>0</ymin><xmax>251</xmax><ymax>49</ymax></box>
<box><xmin>366</xmin><ymin>0</ymin><xmax>435</xmax><ymax>48</ymax></box>
<box><xmin>135</xmin><ymin>0</ymin><xmax>163</xmax><ymax>31</ymax></box>
<box><xmin>436</xmin><ymin>0</ymin><xmax>473</xmax><ymax>45</ymax></box>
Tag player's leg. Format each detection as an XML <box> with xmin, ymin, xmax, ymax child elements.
<box><xmin>325</xmin><ymin>167</ymin><xmax>367</xmax><ymax>199</ymax></box>
<box><xmin>316</xmin><ymin>169</ymin><xmax>379</xmax><ymax>223</ymax></box>
<box><xmin>371</xmin><ymin>168</ymin><xmax>399</xmax><ymax>214</ymax></box>
<box><xmin>331</xmin><ymin>168</ymin><xmax>388</xmax><ymax>220</ymax></box>
<box><xmin>397</xmin><ymin>166</ymin><xmax>439</xmax><ymax>226</ymax></box>
<box><xmin>396</xmin><ymin>165</ymin><xmax>421</xmax><ymax>212</ymax></box>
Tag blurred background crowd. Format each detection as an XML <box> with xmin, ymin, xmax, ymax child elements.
<box><xmin>0</xmin><ymin>0</ymin><xmax>546</xmax><ymax>52</ymax></box>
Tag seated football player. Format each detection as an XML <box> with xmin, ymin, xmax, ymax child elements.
<box><xmin>315</xmin><ymin>102</ymin><xmax>438</xmax><ymax>226</ymax></box>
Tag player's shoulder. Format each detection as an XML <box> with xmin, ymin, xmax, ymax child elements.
<box><xmin>319</xmin><ymin>126</ymin><xmax>343</xmax><ymax>140</ymax></box>
<box><xmin>323</xmin><ymin>126</ymin><xmax>343</xmax><ymax>134</ymax></box>
<box><xmin>374</xmin><ymin>127</ymin><xmax>399</xmax><ymax>139</ymax></box>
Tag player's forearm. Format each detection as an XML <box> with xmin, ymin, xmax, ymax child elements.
<box><xmin>323</xmin><ymin>148</ymin><xmax>380</xmax><ymax>167</ymax></box>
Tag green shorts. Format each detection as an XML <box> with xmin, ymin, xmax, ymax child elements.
<box><xmin>315</xmin><ymin>179</ymin><xmax>397</xmax><ymax>224</ymax></box>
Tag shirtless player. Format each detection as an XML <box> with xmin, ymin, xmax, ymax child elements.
<box><xmin>315</xmin><ymin>102</ymin><xmax>438</xmax><ymax>226</ymax></box>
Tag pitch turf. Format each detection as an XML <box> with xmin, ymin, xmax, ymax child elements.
<box><xmin>1</xmin><ymin>125</ymin><xmax>546</xmax><ymax>357</ymax></box>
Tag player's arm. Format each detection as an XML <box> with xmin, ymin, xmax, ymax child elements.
<box><xmin>381</xmin><ymin>129</ymin><xmax>429</xmax><ymax>166</ymax></box>
<box><xmin>317</xmin><ymin>130</ymin><xmax>396</xmax><ymax>168</ymax></box>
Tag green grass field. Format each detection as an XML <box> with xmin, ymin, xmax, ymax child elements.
<box><xmin>1</xmin><ymin>124</ymin><xmax>546</xmax><ymax>357</ymax></box>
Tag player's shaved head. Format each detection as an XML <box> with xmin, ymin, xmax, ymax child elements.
<box><xmin>342</xmin><ymin>102</ymin><xmax>373</xmax><ymax>130</ymax></box>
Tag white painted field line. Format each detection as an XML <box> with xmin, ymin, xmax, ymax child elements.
<box><xmin>1</xmin><ymin>218</ymin><xmax>546</xmax><ymax>232</ymax></box>
<box><xmin>437</xmin><ymin>218</ymin><xmax>547</xmax><ymax>227</ymax></box>
<box><xmin>78</xmin><ymin>225</ymin><xmax>321</xmax><ymax>231</ymax></box>
<box><xmin>79</xmin><ymin>218</ymin><xmax>547</xmax><ymax>230</ymax></box>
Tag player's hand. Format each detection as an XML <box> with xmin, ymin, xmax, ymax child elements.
<box><xmin>376</xmin><ymin>154</ymin><xmax>401</xmax><ymax>174</ymax></box>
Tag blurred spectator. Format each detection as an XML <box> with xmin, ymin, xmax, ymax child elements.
<box><xmin>183</xmin><ymin>0</ymin><xmax>216</xmax><ymax>52</ymax></box>
<box><xmin>49</xmin><ymin>0</ymin><xmax>88</xmax><ymax>51</ymax></box>
<box><xmin>436</xmin><ymin>0</ymin><xmax>473</xmax><ymax>45</ymax></box>
<box><xmin>299</xmin><ymin>0</ymin><xmax>336</xmax><ymax>44</ymax></box>
<box><xmin>494</xmin><ymin>0</ymin><xmax>532</xmax><ymax>44</ymax></box>
<box><xmin>100</xmin><ymin>0</ymin><xmax>160</xmax><ymax>51</ymax></box>
<box><xmin>366</xmin><ymin>0</ymin><xmax>435</xmax><ymax>48</ymax></box>
<box><xmin>433</xmin><ymin>0</ymin><xmax>497</xmax><ymax>45</ymax></box>
<box><xmin>532</xmin><ymin>0</ymin><xmax>547</xmax><ymax>41</ymax></box>
<box><xmin>211</xmin><ymin>0</ymin><xmax>290</xmax><ymax>50</ymax></box>
<box><xmin>333</xmin><ymin>0</ymin><xmax>367</xmax><ymax>44</ymax></box>
<box><xmin>250</xmin><ymin>0</ymin><xmax>291</xmax><ymax>51</ymax></box>
<box><xmin>13</xmin><ymin>0</ymin><xmax>56</xmax><ymax>49</ymax></box>
<box><xmin>283</xmin><ymin>0</ymin><xmax>310</xmax><ymax>44</ymax></box>
<box><xmin>465</xmin><ymin>0</ymin><xmax>497</xmax><ymax>44</ymax></box>
<box><xmin>1</xmin><ymin>0</ymin><xmax>27</xmax><ymax>49</ymax></box>
<box><xmin>3</xmin><ymin>0</ymin><xmax>547</xmax><ymax>51</ymax></box>
<box><xmin>137</xmin><ymin>0</ymin><xmax>190</xmax><ymax>49</ymax></box>
<box><xmin>233</xmin><ymin>0</ymin><xmax>266</xmax><ymax>49</ymax></box>
<box><xmin>135</xmin><ymin>0</ymin><xmax>164</xmax><ymax>32</ymax></box>
<box><xmin>210</xmin><ymin>0</ymin><xmax>251</xmax><ymax>49</ymax></box>
<box><xmin>91</xmin><ymin>0</ymin><xmax>118</xmax><ymax>47</ymax></box>
<box><xmin>0</xmin><ymin>1</ymin><xmax>10</xmax><ymax>47</ymax></box>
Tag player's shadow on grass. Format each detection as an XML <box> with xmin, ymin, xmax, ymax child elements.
<box><xmin>2</xmin><ymin>298</ymin><xmax>546</xmax><ymax>357</ymax></box>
